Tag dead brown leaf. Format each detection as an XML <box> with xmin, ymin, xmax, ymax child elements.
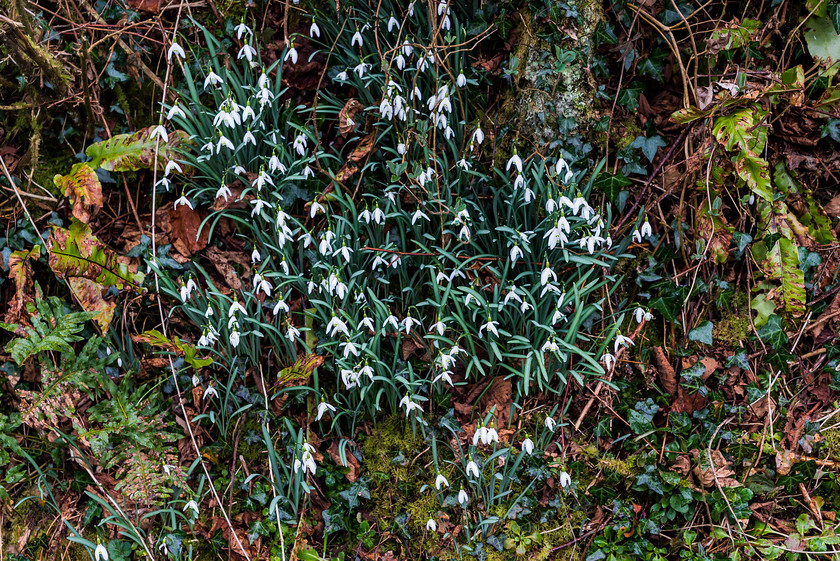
<box><xmin>169</xmin><ymin>205</ymin><xmax>210</xmax><ymax>256</ymax></box>
<box><xmin>206</xmin><ymin>246</ymin><xmax>250</xmax><ymax>291</ymax></box>
<box><xmin>3</xmin><ymin>245</ymin><xmax>41</xmax><ymax>333</ymax></box>
<box><xmin>68</xmin><ymin>277</ymin><xmax>116</xmax><ymax>332</ymax></box>
<box><xmin>691</xmin><ymin>449</ymin><xmax>740</xmax><ymax>488</ymax></box>
<box><xmin>327</xmin><ymin>439</ymin><xmax>360</xmax><ymax>482</ymax></box>
<box><xmin>339</xmin><ymin>99</ymin><xmax>364</xmax><ymax>136</ymax></box>
<box><xmin>653</xmin><ymin>346</ymin><xmax>677</xmax><ymax>395</ymax></box>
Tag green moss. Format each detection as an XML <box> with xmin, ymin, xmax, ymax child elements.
<box><xmin>713</xmin><ymin>314</ymin><xmax>751</xmax><ymax>346</ymax></box>
<box><xmin>822</xmin><ymin>428</ymin><xmax>840</xmax><ymax>460</ymax></box>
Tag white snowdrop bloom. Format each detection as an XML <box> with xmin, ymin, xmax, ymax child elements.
<box><xmin>310</xmin><ymin>20</ymin><xmax>320</xmax><ymax>37</ymax></box>
<box><xmin>559</xmin><ymin>471</ymin><xmax>572</xmax><ymax>488</ymax></box>
<box><xmin>402</xmin><ymin>40</ymin><xmax>413</xmax><ymax>56</ymax></box>
<box><xmin>229</xmin><ymin>301</ymin><xmax>247</xmax><ymax>318</ymax></box>
<box><xmin>383</xmin><ymin>314</ymin><xmax>400</xmax><ymax>332</ymax></box>
<box><xmin>442</xmin><ymin>15</ymin><xmax>451</xmax><ymax>31</ymax></box>
<box><xmin>544</xmin><ymin>224</ymin><xmax>568</xmax><ymax>250</ymax></box>
<box><xmin>295</xmin><ymin>443</ymin><xmax>317</xmax><ymax>475</ymax></box>
<box><xmin>396</xmin><ymin>142</ymin><xmax>407</xmax><ymax>155</ymax></box>
<box><xmin>183</xmin><ymin>500</ymin><xmax>199</xmax><ymax>517</ymax></box>
<box><xmin>204</xmin><ymin>71</ymin><xmax>223</xmax><ymax>90</ymax></box>
<box><xmin>634</xmin><ymin>307</ymin><xmax>647</xmax><ymax>324</ymax></box>
<box><xmin>353</xmin><ymin>62</ymin><xmax>368</xmax><ymax>78</ymax></box>
<box><xmin>340</xmin><ymin>340</ymin><xmax>360</xmax><ymax>358</ymax></box>
<box><xmin>466</xmin><ymin>459</ymin><xmax>480</xmax><ymax>479</ymax></box>
<box><xmin>480</xmin><ymin>425</ymin><xmax>500</xmax><ymax>445</ymax></box>
<box><xmin>164</xmin><ymin>160</ymin><xmax>182</xmax><ymax>176</ymax></box>
<box><xmin>351</xmin><ymin>29</ymin><xmax>364</xmax><ymax>47</ymax></box>
<box><xmin>326</xmin><ymin>315</ymin><xmax>350</xmax><ymax>337</ymax></box>
<box><xmin>273</xmin><ymin>299</ymin><xmax>289</xmax><ymax>315</ymax></box>
<box><xmin>253</xmin><ymin>274</ymin><xmax>272</xmax><ymax>297</ymax></box>
<box><xmin>315</xmin><ymin>401</ymin><xmax>336</xmax><ymax>421</ymax></box>
<box><xmin>541</xmin><ymin>339</ymin><xmax>559</xmax><ymax>353</ymax></box>
<box><xmin>601</xmin><ymin>352</ymin><xmax>615</xmax><ymax>370</ymax></box>
<box><xmin>257</xmin><ymin>72</ymin><xmax>270</xmax><ymax>89</ymax></box>
<box><xmin>216</xmin><ymin>134</ymin><xmax>235</xmax><ymax>152</ymax></box>
<box><xmin>286</xmin><ymin>324</ymin><xmax>301</xmax><ymax>341</ymax></box>
<box><xmin>408</xmin><ymin>1</ymin><xmax>415</xmax><ymax>15</ymax></box>
<box><xmin>457</xmin><ymin>73</ymin><xmax>467</xmax><ymax>87</ymax></box>
<box><xmin>180</xmin><ymin>278</ymin><xmax>198</xmax><ymax>302</ymax></box>
<box><xmin>522</xmin><ymin>438</ymin><xmax>535</xmax><ymax>456</ymax></box>
<box><xmin>241</xmin><ymin>104</ymin><xmax>256</xmax><ymax>122</ymax></box>
<box><xmin>434</xmin><ymin>473</ymin><xmax>449</xmax><ymax>490</ymax></box>
<box><xmin>334</xmin><ymin>245</ymin><xmax>353</xmax><ymax>263</ymax></box>
<box><xmin>95</xmin><ymin>543</ymin><xmax>108</xmax><ymax>561</ymax></box>
<box><xmin>457</xmin><ymin>158</ymin><xmax>471</xmax><ymax>170</ymax></box>
<box><xmin>155</xmin><ymin>177</ymin><xmax>171</xmax><ymax>190</ymax></box>
<box><xmin>285</xmin><ymin>44</ymin><xmax>298</xmax><ymax>64</ymax></box>
<box><xmin>506</xmin><ymin>152</ymin><xmax>523</xmax><ymax>173</ymax></box>
<box><xmin>426</xmin><ymin>519</ymin><xmax>437</xmax><ymax>532</ymax></box>
<box><xmin>614</xmin><ymin>334</ymin><xmax>634</xmax><ymax>353</ymax></box>
<box><xmin>411</xmin><ymin>209</ymin><xmax>430</xmax><ymax>224</ymax></box>
<box><xmin>174</xmin><ymin>194</ymin><xmax>192</xmax><ymax>210</ymax></box>
<box><xmin>335</xmin><ymin>70</ymin><xmax>348</xmax><ymax>81</ymax></box>
<box><xmin>540</xmin><ymin>266</ymin><xmax>557</xmax><ymax>286</ymax></box>
<box><xmin>293</xmin><ymin>133</ymin><xmax>307</xmax><ymax>156</ymax></box>
<box><xmin>394</xmin><ymin>53</ymin><xmax>406</xmax><ymax>71</ymax></box>
<box><xmin>399</xmin><ymin>395</ymin><xmax>424</xmax><ymax>417</ymax></box>
<box><xmin>570</xmin><ymin>194</ymin><xmax>587</xmax><ymax>216</ymax></box>
<box><xmin>443</xmin><ymin>126</ymin><xmax>454</xmax><ymax>139</ymax></box>
<box><xmin>238</xmin><ymin>42</ymin><xmax>257</xmax><ymax>63</ymax></box>
<box><xmin>235</xmin><ymin>22</ymin><xmax>251</xmax><ymax>40</ymax></box>
<box><xmin>509</xmin><ymin>244</ymin><xmax>523</xmax><ymax>263</ymax></box>
<box><xmin>229</xmin><ymin>329</ymin><xmax>240</xmax><ymax>348</ymax></box>
<box><xmin>302</xmin><ymin>165</ymin><xmax>314</xmax><ymax>178</ymax></box>
<box><xmin>309</xmin><ymin>200</ymin><xmax>326</xmax><ymax>218</ymax></box>
<box><xmin>166</xmin><ymin>104</ymin><xmax>186</xmax><ymax>120</ymax></box>
<box><xmin>551</xmin><ymin>307</ymin><xmax>566</xmax><ymax>325</ymax></box>
<box><xmin>632</xmin><ymin>228</ymin><xmax>643</xmax><ymax>243</ymax></box>
<box><xmin>256</xmin><ymin>87</ymin><xmax>274</xmax><ymax>107</ymax></box>
<box><xmin>472</xmin><ymin>127</ymin><xmax>485</xmax><ymax>145</ymax></box>
<box><xmin>433</xmin><ymin>370</ymin><xmax>454</xmax><ymax>385</ymax></box>
<box><xmin>203</xmin><ymin>386</ymin><xmax>219</xmax><ymax>399</ymax></box>
<box><xmin>167</xmin><ymin>41</ymin><xmax>185</xmax><ymax>61</ymax></box>
<box><xmin>357</xmin><ymin>316</ymin><xmax>375</xmax><ymax>332</ymax></box>
<box><xmin>544</xmin><ymin>417</ymin><xmax>556</xmax><ymax>431</ymax></box>
<box><xmin>458</xmin><ymin>488</ymin><xmax>469</xmax><ymax>506</ymax></box>
<box><xmin>387</xmin><ymin>14</ymin><xmax>400</xmax><ymax>32</ymax></box>
<box><xmin>150</xmin><ymin>125</ymin><xmax>168</xmax><ymax>143</ymax></box>
<box><xmin>241</xmin><ymin>130</ymin><xmax>257</xmax><ymax>147</ymax></box>
<box><xmin>555</xmin><ymin>157</ymin><xmax>574</xmax><ymax>183</ymax></box>
<box><xmin>402</xmin><ymin>314</ymin><xmax>421</xmax><ymax>334</ymax></box>
<box><xmin>250</xmin><ymin>197</ymin><xmax>270</xmax><ymax>217</ymax></box>
<box><xmin>640</xmin><ymin>219</ymin><xmax>653</xmax><ymax>238</ymax></box>
<box><xmin>458</xmin><ymin>224</ymin><xmax>471</xmax><ymax>242</ymax></box>
<box><xmin>372</xmin><ymin>206</ymin><xmax>385</xmax><ymax>224</ymax></box>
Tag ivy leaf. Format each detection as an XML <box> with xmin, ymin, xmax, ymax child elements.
<box><xmin>688</xmin><ymin>321</ymin><xmax>714</xmax><ymax>345</ymax></box>
<box><xmin>630</xmin><ymin>135</ymin><xmax>668</xmax><ymax>163</ymax></box>
<box><xmin>757</xmin><ymin>315</ymin><xmax>788</xmax><ymax>350</ymax></box>
<box><xmin>594</xmin><ymin>172</ymin><xmax>632</xmax><ymax>201</ymax></box>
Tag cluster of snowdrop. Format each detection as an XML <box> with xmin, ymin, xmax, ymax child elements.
<box><xmin>153</xmin><ymin>0</ymin><xmax>636</xmax><ymax>531</ymax></box>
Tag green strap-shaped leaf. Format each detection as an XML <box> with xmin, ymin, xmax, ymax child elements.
<box><xmin>48</xmin><ymin>218</ymin><xmax>145</xmax><ymax>289</ymax></box>
<box><xmin>85</xmin><ymin>127</ymin><xmax>189</xmax><ymax>172</ymax></box>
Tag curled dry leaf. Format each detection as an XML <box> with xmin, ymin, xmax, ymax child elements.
<box><xmin>691</xmin><ymin>449</ymin><xmax>740</xmax><ymax>488</ymax></box>
<box><xmin>338</xmin><ymin>99</ymin><xmax>364</xmax><ymax>136</ymax></box>
<box><xmin>68</xmin><ymin>277</ymin><xmax>116</xmax><ymax>332</ymax></box>
<box><xmin>3</xmin><ymin>245</ymin><xmax>41</xmax><ymax>334</ymax></box>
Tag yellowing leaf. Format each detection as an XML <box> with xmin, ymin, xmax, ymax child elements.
<box><xmin>54</xmin><ymin>162</ymin><xmax>103</xmax><ymax>224</ymax></box>
<box><xmin>85</xmin><ymin>127</ymin><xmax>189</xmax><ymax>172</ymax></box>
<box><xmin>758</xmin><ymin>238</ymin><xmax>807</xmax><ymax>316</ymax></box>
<box><xmin>68</xmin><ymin>277</ymin><xmax>116</xmax><ymax>332</ymax></box>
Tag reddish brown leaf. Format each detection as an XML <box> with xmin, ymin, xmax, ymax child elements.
<box><xmin>169</xmin><ymin>205</ymin><xmax>209</xmax><ymax>257</ymax></box>
<box><xmin>68</xmin><ymin>277</ymin><xmax>116</xmax><ymax>333</ymax></box>
<box><xmin>339</xmin><ymin>99</ymin><xmax>364</xmax><ymax>136</ymax></box>
<box><xmin>54</xmin><ymin>163</ymin><xmax>102</xmax><ymax>224</ymax></box>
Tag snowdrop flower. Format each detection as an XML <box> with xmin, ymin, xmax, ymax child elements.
<box><xmin>457</xmin><ymin>73</ymin><xmax>467</xmax><ymax>87</ymax></box>
<box><xmin>640</xmin><ymin>219</ymin><xmax>653</xmax><ymax>238</ymax></box>
<box><xmin>164</xmin><ymin>160</ymin><xmax>182</xmax><ymax>176</ymax></box>
<box><xmin>402</xmin><ymin>39</ymin><xmax>413</xmax><ymax>56</ymax></box>
<box><xmin>434</xmin><ymin>473</ymin><xmax>449</xmax><ymax>490</ymax></box>
<box><xmin>614</xmin><ymin>333</ymin><xmax>634</xmax><ymax>353</ymax></box>
<box><xmin>229</xmin><ymin>329</ymin><xmax>240</xmax><ymax>348</ymax></box>
<box><xmin>426</xmin><ymin>519</ymin><xmax>437</xmax><ymax>532</ymax></box>
<box><xmin>506</xmin><ymin>150</ymin><xmax>523</xmax><ymax>173</ymax></box>
<box><xmin>555</xmin><ymin>157</ymin><xmax>574</xmax><ymax>183</ymax></box>
<box><xmin>203</xmin><ymin>386</ymin><xmax>219</xmax><ymax>399</ymax></box>
<box><xmin>479</xmin><ymin>319</ymin><xmax>499</xmax><ymax>338</ymax></box>
<box><xmin>634</xmin><ymin>307</ymin><xmax>652</xmax><ymax>324</ymax></box>
<box><xmin>601</xmin><ymin>352</ymin><xmax>615</xmax><ymax>370</ymax></box>
<box><xmin>335</xmin><ymin>70</ymin><xmax>348</xmax><ymax>82</ymax></box>
<box><xmin>474</xmin><ymin>424</ymin><xmax>499</xmax><ymax>446</ymax></box>
<box><xmin>371</xmin><ymin>205</ymin><xmax>385</xmax><ymax>224</ymax></box>
<box><xmin>399</xmin><ymin>395</ymin><xmax>424</xmax><ymax>416</ymax></box>
<box><xmin>411</xmin><ymin>209</ymin><xmax>430</xmax><ymax>224</ymax></box>
<box><xmin>316</xmin><ymin>401</ymin><xmax>336</xmax><ymax>421</ymax></box>
<box><xmin>216</xmin><ymin>133</ymin><xmax>235</xmax><ymax>152</ymax></box>
<box><xmin>458</xmin><ymin>487</ymin><xmax>469</xmax><ymax>506</ymax></box>
<box><xmin>285</xmin><ymin>42</ymin><xmax>298</xmax><ymax>64</ymax></box>
<box><xmin>294</xmin><ymin>443</ymin><xmax>317</xmax><ymax>475</ymax></box>
<box><xmin>472</xmin><ymin>127</ymin><xmax>484</xmax><ymax>145</ymax></box>
<box><xmin>357</xmin><ymin>315</ymin><xmax>375</xmax><ymax>332</ymax></box>
<box><xmin>387</xmin><ymin>14</ymin><xmax>400</xmax><ymax>32</ymax></box>
<box><xmin>544</xmin><ymin>417</ymin><xmax>556</xmax><ymax>431</ymax></box>
<box><xmin>522</xmin><ymin>438</ymin><xmax>535</xmax><ymax>455</ymax></box>
<box><xmin>326</xmin><ymin>315</ymin><xmax>350</xmax><ymax>337</ymax></box>
<box><xmin>155</xmin><ymin>177</ymin><xmax>170</xmax><ymax>190</ymax></box>
<box><xmin>150</xmin><ymin>125</ymin><xmax>168</xmax><ymax>143</ymax></box>
<box><xmin>540</xmin><ymin>265</ymin><xmax>557</xmax><ymax>286</ymax></box>
<box><xmin>167</xmin><ymin>40</ymin><xmax>185</xmax><ymax>61</ymax></box>
<box><xmin>541</xmin><ymin>338</ymin><xmax>559</xmax><ymax>353</ymax></box>
<box><xmin>250</xmin><ymin>247</ymin><xmax>261</xmax><ymax>264</ymax></box>
<box><xmin>293</xmin><ymin>133</ymin><xmax>307</xmax><ymax>156</ymax></box>
<box><xmin>397</xmin><ymin>142</ymin><xmax>407</xmax><ymax>155</ymax></box>
<box><xmin>241</xmin><ymin>129</ymin><xmax>256</xmax><ymax>147</ymax></box>
<box><xmin>310</xmin><ymin>19</ymin><xmax>320</xmax><ymax>37</ymax></box>
<box><xmin>509</xmin><ymin>244</ymin><xmax>523</xmax><ymax>263</ymax></box>
<box><xmin>383</xmin><ymin>314</ymin><xmax>400</xmax><ymax>332</ymax></box>
<box><xmin>340</xmin><ymin>340</ymin><xmax>359</xmax><ymax>358</ymax></box>
<box><xmin>402</xmin><ymin>314</ymin><xmax>422</xmax><ymax>334</ymax></box>
<box><xmin>180</xmin><ymin>278</ymin><xmax>198</xmax><ymax>302</ymax></box>
<box><xmin>632</xmin><ymin>228</ymin><xmax>643</xmax><ymax>243</ymax></box>
<box><xmin>466</xmin><ymin>459</ymin><xmax>479</xmax><ymax>478</ymax></box>
<box><xmin>95</xmin><ymin>543</ymin><xmax>108</xmax><ymax>561</ymax></box>
<box><xmin>272</xmin><ymin>299</ymin><xmax>289</xmax><ymax>315</ymax></box>
<box><xmin>238</xmin><ymin>42</ymin><xmax>257</xmax><ymax>63</ymax></box>
<box><xmin>250</xmin><ymin>197</ymin><xmax>270</xmax><ymax>217</ymax></box>
<box><xmin>286</xmin><ymin>324</ymin><xmax>301</xmax><ymax>341</ymax></box>
<box><xmin>204</xmin><ymin>71</ymin><xmax>223</xmax><ymax>90</ymax></box>
<box><xmin>394</xmin><ymin>53</ymin><xmax>406</xmax><ymax>70</ymax></box>
<box><xmin>174</xmin><ymin>193</ymin><xmax>192</xmax><ymax>210</ymax></box>
<box><xmin>183</xmin><ymin>500</ymin><xmax>199</xmax><ymax>517</ymax></box>
<box><xmin>166</xmin><ymin>104</ymin><xmax>186</xmax><ymax>120</ymax></box>
<box><xmin>430</xmin><ymin>318</ymin><xmax>446</xmax><ymax>336</ymax></box>
<box><xmin>334</xmin><ymin>244</ymin><xmax>353</xmax><ymax>263</ymax></box>
<box><xmin>433</xmin><ymin>370</ymin><xmax>454</xmax><ymax>385</ymax></box>
<box><xmin>559</xmin><ymin>471</ymin><xmax>572</xmax><ymax>488</ymax></box>
<box><xmin>235</xmin><ymin>22</ymin><xmax>251</xmax><ymax>40</ymax></box>
<box><xmin>351</xmin><ymin>29</ymin><xmax>364</xmax><ymax>47</ymax></box>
